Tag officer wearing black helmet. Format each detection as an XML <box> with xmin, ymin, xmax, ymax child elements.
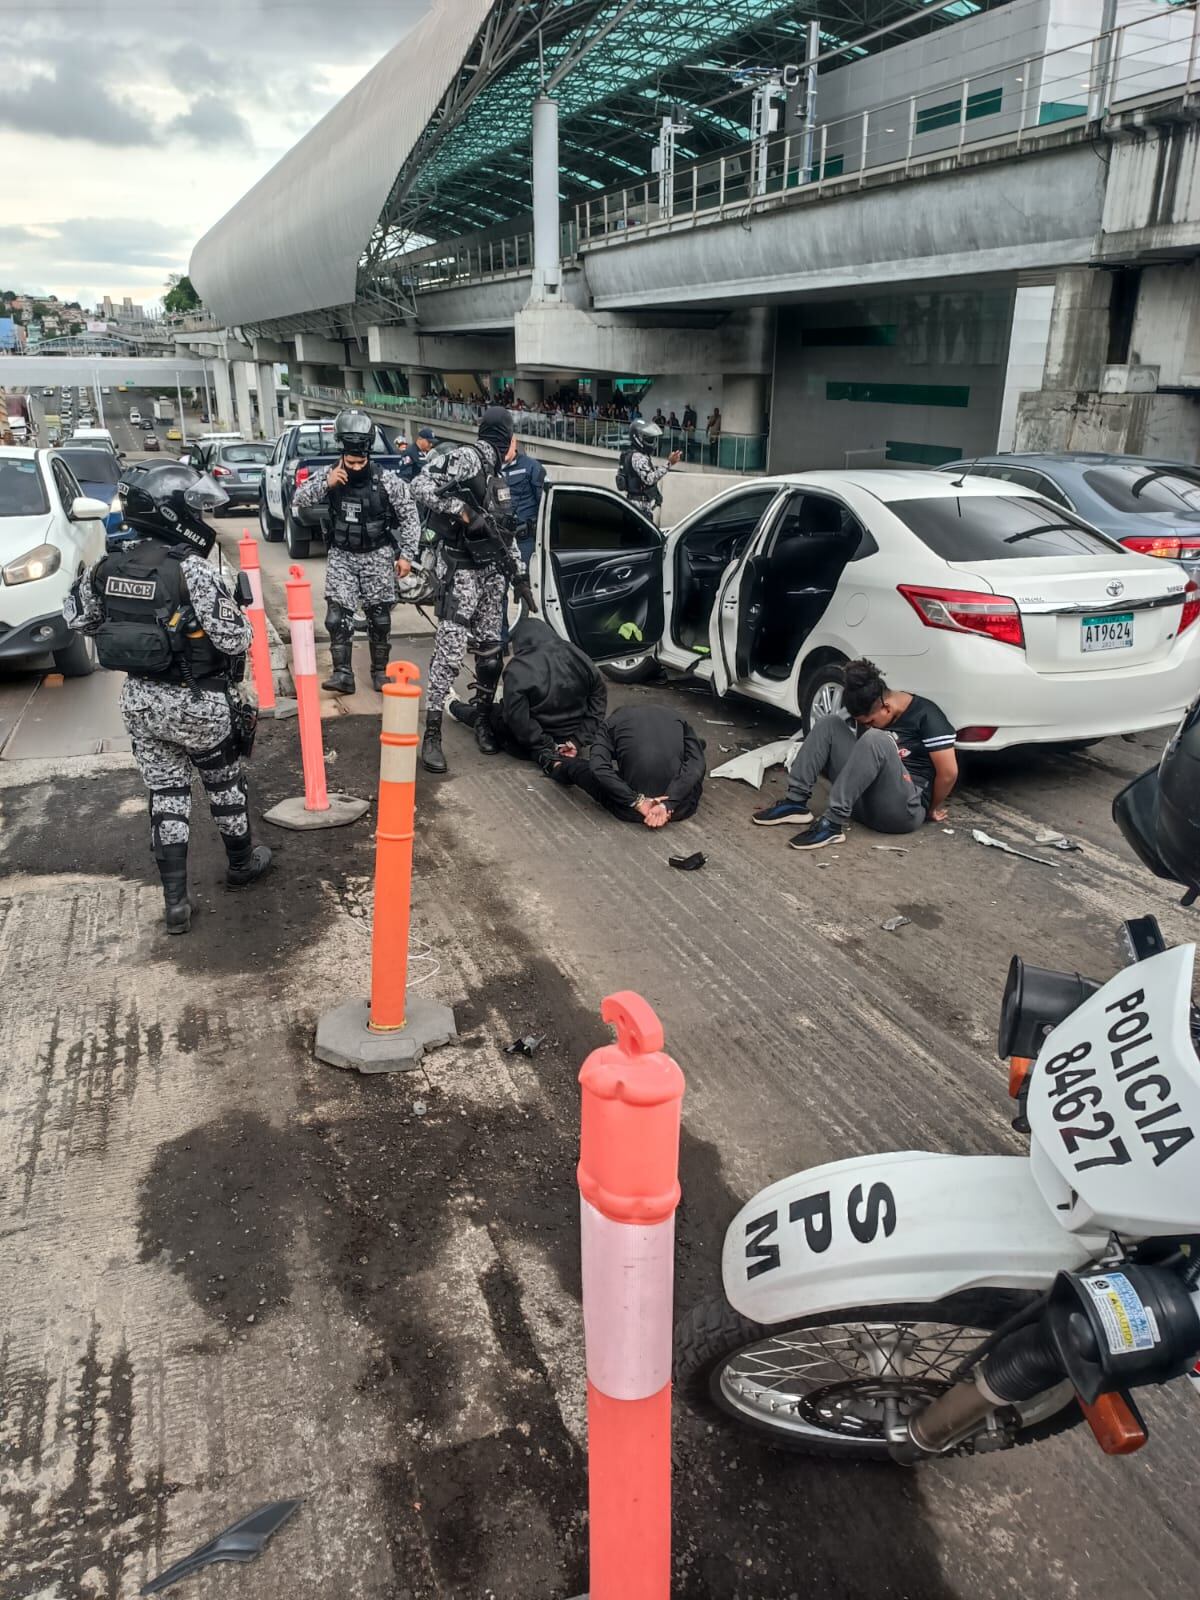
<box><xmin>618</xmin><ymin>419</ymin><xmax>681</xmax><ymax>520</ymax></box>
<box><xmin>409</xmin><ymin>405</ymin><xmax>535</xmax><ymax>774</ymax></box>
<box><xmin>291</xmin><ymin>407</ymin><xmax>420</xmax><ymax>694</ymax></box>
<box><xmin>63</xmin><ymin>461</ymin><xmax>271</xmax><ymax>934</ymax></box>
<box><xmin>1114</xmin><ymin>696</ymin><xmax>1200</xmax><ymax>904</ymax></box>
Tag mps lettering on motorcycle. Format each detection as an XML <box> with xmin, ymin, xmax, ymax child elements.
<box><xmin>1027</xmin><ymin>945</ymin><xmax>1200</xmax><ymax>1233</ymax></box>
<box><xmin>745</xmin><ymin>1182</ymin><xmax>897</xmax><ymax>1278</ymax></box>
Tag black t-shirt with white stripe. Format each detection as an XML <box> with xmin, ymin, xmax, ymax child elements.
<box><xmin>878</xmin><ymin>694</ymin><xmax>956</xmax><ymax>798</ymax></box>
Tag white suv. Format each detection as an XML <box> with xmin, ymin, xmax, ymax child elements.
<box><xmin>0</xmin><ymin>447</ymin><xmax>109</xmax><ymax>675</ymax></box>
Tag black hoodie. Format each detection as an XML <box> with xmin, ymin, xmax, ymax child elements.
<box><xmin>501</xmin><ymin>617</ymin><xmax>607</xmax><ymax>759</ymax></box>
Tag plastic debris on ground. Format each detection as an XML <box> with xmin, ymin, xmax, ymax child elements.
<box><xmin>872</xmin><ymin>845</ymin><xmax>909</xmax><ymax>854</ymax></box>
<box><xmin>1035</xmin><ymin>828</ymin><xmax>1083</xmax><ymax>852</ymax></box>
<box><xmin>504</xmin><ymin>1034</ymin><xmax>545</xmax><ymax>1057</ymax></box>
<box><xmin>971</xmin><ymin>828</ymin><xmax>1058</xmax><ymax>867</ymax></box>
<box><xmin>140</xmin><ymin>1499</ymin><xmax>302</xmax><ymax>1595</ymax></box>
<box><xmin>711</xmin><ymin>734</ymin><xmax>803</xmax><ymax>789</ymax></box>
<box><xmin>881</xmin><ymin>915</ymin><xmax>912</xmax><ymax>932</ymax></box>
<box><xmin>668</xmin><ymin>851</ymin><xmax>706</xmax><ymax>872</ymax></box>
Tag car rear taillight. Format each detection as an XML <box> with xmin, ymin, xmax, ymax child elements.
<box><xmin>210</xmin><ymin>464</ymin><xmax>231</xmax><ymax>478</ymax></box>
<box><xmin>1121</xmin><ymin>534</ymin><xmax>1200</xmax><ymax>560</ymax></box>
<box><xmin>956</xmin><ymin>726</ymin><xmax>998</xmax><ymax>744</ymax></box>
<box><xmin>897</xmin><ymin>584</ymin><xmax>1025</xmax><ymax>649</ymax></box>
<box><xmin>1179</xmin><ymin>579</ymin><xmax>1200</xmax><ymax>635</ymax></box>
<box><xmin>295</xmin><ymin>467</ymin><xmax>310</xmax><ymax>485</ymax></box>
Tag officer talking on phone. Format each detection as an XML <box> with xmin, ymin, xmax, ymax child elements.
<box><xmin>63</xmin><ymin>461</ymin><xmax>270</xmax><ymax>935</ymax></box>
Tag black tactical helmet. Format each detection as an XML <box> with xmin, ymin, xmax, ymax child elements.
<box><xmin>477</xmin><ymin>404</ymin><xmax>514</xmax><ymax>461</ymax></box>
<box><xmin>1113</xmin><ymin>695</ymin><xmax>1200</xmax><ymax>903</ymax></box>
<box><xmin>118</xmin><ymin>461</ymin><xmax>228</xmax><ymax>555</ymax></box>
<box><xmin>334</xmin><ymin>407</ymin><xmax>375</xmax><ymax>455</ymax></box>
<box><xmin>629</xmin><ymin>418</ymin><xmax>662</xmax><ymax>452</ymax></box>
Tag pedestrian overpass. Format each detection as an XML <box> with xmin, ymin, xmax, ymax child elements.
<box><xmin>0</xmin><ymin>355</ymin><xmax>212</xmax><ymax>385</ymax></box>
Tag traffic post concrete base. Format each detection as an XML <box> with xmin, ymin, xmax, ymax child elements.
<box><xmin>262</xmin><ymin>791</ymin><xmax>369</xmax><ymax>831</ymax></box>
<box><xmin>315</xmin><ymin>995</ymin><xmax>458</xmax><ymax>1073</ymax></box>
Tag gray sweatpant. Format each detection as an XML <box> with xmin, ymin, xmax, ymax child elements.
<box><xmin>787</xmin><ymin>714</ymin><xmax>926</xmax><ymax>833</ymax></box>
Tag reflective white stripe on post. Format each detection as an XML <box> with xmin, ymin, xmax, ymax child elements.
<box><xmin>580</xmin><ymin>1197</ymin><xmax>675</xmax><ymax>1401</ymax></box>
<box><xmin>292</xmin><ymin>619</ymin><xmax>316</xmax><ymax>678</ymax></box>
<box><xmin>379</xmin><ymin>741</ymin><xmax>417</xmax><ymax>784</ymax></box>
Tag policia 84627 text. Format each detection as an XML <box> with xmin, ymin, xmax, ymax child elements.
<box><xmin>64</xmin><ymin>462</ymin><xmax>271</xmax><ymax>935</ymax></box>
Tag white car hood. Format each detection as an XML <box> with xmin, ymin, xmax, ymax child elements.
<box><xmin>0</xmin><ymin>513</ymin><xmax>55</xmax><ymax>567</ymax></box>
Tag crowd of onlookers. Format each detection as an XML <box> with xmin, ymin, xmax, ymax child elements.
<box><xmin>423</xmin><ymin>385</ymin><xmax>727</xmax><ymax>460</ymax></box>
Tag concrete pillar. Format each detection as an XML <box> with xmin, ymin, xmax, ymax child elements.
<box><xmin>255</xmin><ymin>361</ymin><xmax>277</xmax><ymax>436</ymax></box>
<box><xmin>407</xmin><ymin>370</ymin><xmax>432</xmax><ymax>398</ymax></box>
<box><xmin>531</xmin><ymin>96</ymin><xmax>561</xmax><ymax>301</ymax></box>
<box><xmin>231</xmin><ymin>361</ymin><xmax>255</xmax><ymax>440</ymax></box>
<box><xmin>212</xmin><ymin>359</ymin><xmax>234</xmax><ymax>432</ymax></box>
<box><xmin>720</xmin><ymin>375</ymin><xmax>767</xmax><ymax>437</ymax></box>
<box><xmin>514</xmin><ymin>376</ymin><xmax>544</xmax><ymax>408</ymax></box>
<box><xmin>1042</xmin><ymin>268</ymin><xmax>1113</xmax><ymax>393</ymax></box>
<box><xmin>341</xmin><ymin>368</ymin><xmax>366</xmax><ymax>398</ymax></box>
<box><xmin>996</xmin><ymin>284</ymin><xmax>1056</xmax><ymax>451</ymax></box>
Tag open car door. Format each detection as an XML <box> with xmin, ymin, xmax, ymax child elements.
<box><xmin>709</xmin><ymin>548</ymin><xmax>771</xmax><ymax>696</ymax></box>
<box><xmin>534</xmin><ymin>483</ymin><xmax>665</xmax><ymax>661</ymax></box>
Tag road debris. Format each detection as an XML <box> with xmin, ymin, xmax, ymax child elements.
<box><xmin>872</xmin><ymin>845</ymin><xmax>909</xmax><ymax>855</ymax></box>
<box><xmin>1035</xmin><ymin>829</ymin><xmax>1083</xmax><ymax>852</ymax></box>
<box><xmin>140</xmin><ymin>1499</ymin><xmax>302</xmax><ymax>1595</ymax></box>
<box><xmin>669</xmin><ymin>851</ymin><xmax>706</xmax><ymax>871</ymax></box>
<box><xmin>504</xmin><ymin>1033</ymin><xmax>545</xmax><ymax>1057</ymax></box>
<box><xmin>972</xmin><ymin>828</ymin><xmax>1058</xmax><ymax>867</ymax></box>
<box><xmin>412</xmin><ymin>1099</ymin><xmax>427</xmax><ymax>1116</ymax></box>
<box><xmin>711</xmin><ymin>735</ymin><xmax>803</xmax><ymax>788</ymax></box>
<box><xmin>881</xmin><ymin>915</ymin><xmax>912</xmax><ymax>932</ymax></box>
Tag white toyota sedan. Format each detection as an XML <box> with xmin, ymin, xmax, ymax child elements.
<box><xmin>528</xmin><ymin>470</ymin><xmax>1200</xmax><ymax>751</ymax></box>
<box><xmin>0</xmin><ymin>447</ymin><xmax>109</xmax><ymax>676</ymax></box>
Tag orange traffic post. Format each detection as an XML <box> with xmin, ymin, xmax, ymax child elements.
<box><xmin>262</xmin><ymin>565</ymin><xmax>369</xmax><ymax>832</ymax></box>
<box><xmin>576</xmin><ymin>993</ymin><xmax>684</xmax><ymax>1600</ymax></box>
<box><xmin>314</xmin><ymin>661</ymin><xmax>457</xmax><ymax>1072</ymax></box>
<box><xmin>237</xmin><ymin>530</ymin><xmax>296</xmax><ymax>719</ymax></box>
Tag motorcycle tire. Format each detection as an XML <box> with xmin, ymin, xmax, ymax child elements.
<box><xmin>674</xmin><ymin>1291</ymin><xmax>1083</xmax><ymax>1461</ymax></box>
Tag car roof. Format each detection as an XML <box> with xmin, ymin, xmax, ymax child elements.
<box><xmin>0</xmin><ymin>445</ymin><xmax>39</xmax><ymax>461</ymax></box>
<box><xmin>759</xmin><ymin>468</ymin><xmax>1039</xmax><ymax>504</ymax></box>
<box><xmin>942</xmin><ymin>451</ymin><xmax>1198</xmax><ymax>471</ymax></box>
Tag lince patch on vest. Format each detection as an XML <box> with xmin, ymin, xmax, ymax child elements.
<box><xmin>105</xmin><ymin>576</ymin><xmax>157</xmax><ymax>600</ymax></box>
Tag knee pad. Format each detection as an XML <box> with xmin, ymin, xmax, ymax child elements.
<box><xmin>474</xmin><ymin>646</ymin><xmax>503</xmax><ymax>691</ymax></box>
<box><xmin>325</xmin><ymin>602</ymin><xmax>354</xmax><ymax>643</ymax></box>
<box><xmin>365</xmin><ymin>602</ymin><xmax>392</xmax><ymax>641</ymax></box>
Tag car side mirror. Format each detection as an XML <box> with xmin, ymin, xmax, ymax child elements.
<box><xmin>71</xmin><ymin>495</ymin><xmax>110</xmax><ymax>521</ymax></box>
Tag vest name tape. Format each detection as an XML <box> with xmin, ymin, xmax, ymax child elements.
<box><xmin>105</xmin><ymin>576</ymin><xmax>157</xmax><ymax>600</ymax></box>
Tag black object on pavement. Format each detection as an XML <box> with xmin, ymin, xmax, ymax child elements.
<box><xmin>669</xmin><ymin>852</ymin><xmax>706</xmax><ymax>872</ymax></box>
<box><xmin>140</xmin><ymin>1498</ymin><xmax>303</xmax><ymax>1594</ymax></box>
<box><xmin>505</xmin><ymin>1033</ymin><xmax>545</xmax><ymax>1057</ymax></box>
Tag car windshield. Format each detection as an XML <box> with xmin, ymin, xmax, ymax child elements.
<box><xmin>0</xmin><ymin>459</ymin><xmax>50</xmax><ymax>517</ymax></box>
<box><xmin>57</xmin><ymin>448</ymin><xmax>119</xmax><ymax>487</ymax></box>
<box><xmin>1082</xmin><ymin>465</ymin><xmax>1200</xmax><ymax>515</ymax></box>
<box><xmin>890</xmin><ymin>494</ymin><xmax>1128</xmax><ymax>560</ymax></box>
<box><xmin>221</xmin><ymin>444</ymin><xmax>272</xmax><ymax>465</ymax></box>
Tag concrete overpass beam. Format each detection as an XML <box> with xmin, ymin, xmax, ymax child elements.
<box><xmin>252</xmin><ymin>337</ymin><xmax>289</xmax><ymax>364</ymax></box>
<box><xmin>514</xmin><ymin>304</ymin><xmax>772</xmax><ymax>377</ymax></box>
<box><xmin>368</xmin><ymin>323</ymin><xmax>512</xmax><ymax>373</ymax></box>
<box><xmin>293</xmin><ymin>332</ymin><xmax>346</xmax><ymax>366</ymax></box>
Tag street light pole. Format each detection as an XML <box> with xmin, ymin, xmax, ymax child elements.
<box><xmin>176</xmin><ymin>371</ymin><xmax>187</xmax><ymax>445</ymax></box>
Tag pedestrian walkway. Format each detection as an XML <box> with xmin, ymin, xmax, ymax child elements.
<box><xmin>0</xmin><ymin>666</ymin><xmax>129</xmax><ymax>761</ymax></box>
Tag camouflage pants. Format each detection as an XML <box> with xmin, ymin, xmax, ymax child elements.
<box><xmin>121</xmin><ymin>677</ymin><xmax>248</xmax><ymax>849</ymax></box>
<box><xmin>324</xmin><ymin>544</ymin><xmax>398</xmax><ymax>610</ymax></box>
<box><xmin>425</xmin><ymin>564</ymin><xmax>507</xmax><ymax>715</ymax></box>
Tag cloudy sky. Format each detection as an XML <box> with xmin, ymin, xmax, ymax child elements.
<box><xmin>0</xmin><ymin>0</ymin><xmax>430</xmax><ymax>310</ymax></box>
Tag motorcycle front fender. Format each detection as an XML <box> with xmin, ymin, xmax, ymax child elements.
<box><xmin>722</xmin><ymin>1151</ymin><xmax>1106</xmax><ymax>1326</ymax></box>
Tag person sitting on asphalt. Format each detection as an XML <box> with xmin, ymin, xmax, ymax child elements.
<box><xmin>449</xmin><ymin>615</ymin><xmax>606</xmax><ymax>762</ymax></box>
<box><xmin>552</xmin><ymin>703</ymin><xmax>706</xmax><ymax>828</ymax></box>
<box><xmin>752</xmin><ymin>657</ymin><xmax>957</xmax><ymax>850</ymax></box>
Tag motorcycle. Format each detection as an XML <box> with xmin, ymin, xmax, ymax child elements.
<box><xmin>675</xmin><ymin>727</ymin><xmax>1200</xmax><ymax>1465</ymax></box>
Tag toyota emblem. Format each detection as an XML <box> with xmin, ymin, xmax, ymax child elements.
<box><xmin>1106</xmin><ymin>580</ymin><xmax>1125</xmax><ymax>598</ymax></box>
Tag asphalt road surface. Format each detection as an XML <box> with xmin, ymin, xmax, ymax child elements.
<box><xmin>3</xmin><ymin>594</ymin><xmax>1199</xmax><ymax>1600</ymax></box>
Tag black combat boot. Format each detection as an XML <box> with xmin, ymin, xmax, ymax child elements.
<box><xmin>447</xmin><ymin>698</ymin><xmax>479</xmax><ymax>729</ymax></box>
<box><xmin>472</xmin><ymin>651</ymin><xmax>503</xmax><ymax>755</ymax></box>
<box><xmin>421</xmin><ymin>711</ymin><xmax>447</xmax><ymax>774</ymax></box>
<box><xmin>368</xmin><ymin>632</ymin><xmax>391</xmax><ymax>692</ymax></box>
<box><xmin>474</xmin><ymin>704</ymin><xmax>501</xmax><ymax>755</ymax></box>
<box><xmin>321</xmin><ymin>638</ymin><xmax>356</xmax><ymax>695</ymax></box>
<box><xmin>154</xmin><ymin>842</ymin><xmax>192</xmax><ymax>935</ymax></box>
<box><xmin>223</xmin><ymin>835</ymin><xmax>273</xmax><ymax>887</ymax></box>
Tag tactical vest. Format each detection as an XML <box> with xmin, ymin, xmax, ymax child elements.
<box><xmin>433</xmin><ymin>451</ymin><xmax>516</xmax><ymax>566</ymax></box>
<box><xmin>92</xmin><ymin>539</ymin><xmax>229</xmax><ymax>687</ymax></box>
<box><xmin>618</xmin><ymin>448</ymin><xmax>660</xmax><ymax>507</ymax></box>
<box><xmin>328</xmin><ymin>467</ymin><xmax>394</xmax><ymax>553</ymax></box>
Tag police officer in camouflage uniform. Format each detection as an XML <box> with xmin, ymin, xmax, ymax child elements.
<box><xmin>291</xmin><ymin>407</ymin><xmax>421</xmax><ymax>694</ymax></box>
<box><xmin>410</xmin><ymin>406</ymin><xmax>535</xmax><ymax>774</ymax></box>
<box><xmin>63</xmin><ymin>462</ymin><xmax>271</xmax><ymax>935</ymax></box>
<box><xmin>618</xmin><ymin>419</ymin><xmax>681</xmax><ymax>521</ymax></box>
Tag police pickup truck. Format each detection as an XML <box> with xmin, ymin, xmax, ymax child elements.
<box><xmin>257</xmin><ymin>418</ymin><xmax>405</xmax><ymax>559</ymax></box>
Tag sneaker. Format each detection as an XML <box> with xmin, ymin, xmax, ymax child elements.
<box><xmin>752</xmin><ymin>800</ymin><xmax>813</xmax><ymax>827</ymax></box>
<box><xmin>788</xmin><ymin>817</ymin><xmax>846</xmax><ymax>851</ymax></box>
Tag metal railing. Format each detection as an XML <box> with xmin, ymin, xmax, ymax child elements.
<box><xmin>574</xmin><ymin>10</ymin><xmax>1199</xmax><ymax>248</ymax></box>
<box><xmin>293</xmin><ymin>383</ymin><xmax>767</xmax><ymax>471</ymax></box>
